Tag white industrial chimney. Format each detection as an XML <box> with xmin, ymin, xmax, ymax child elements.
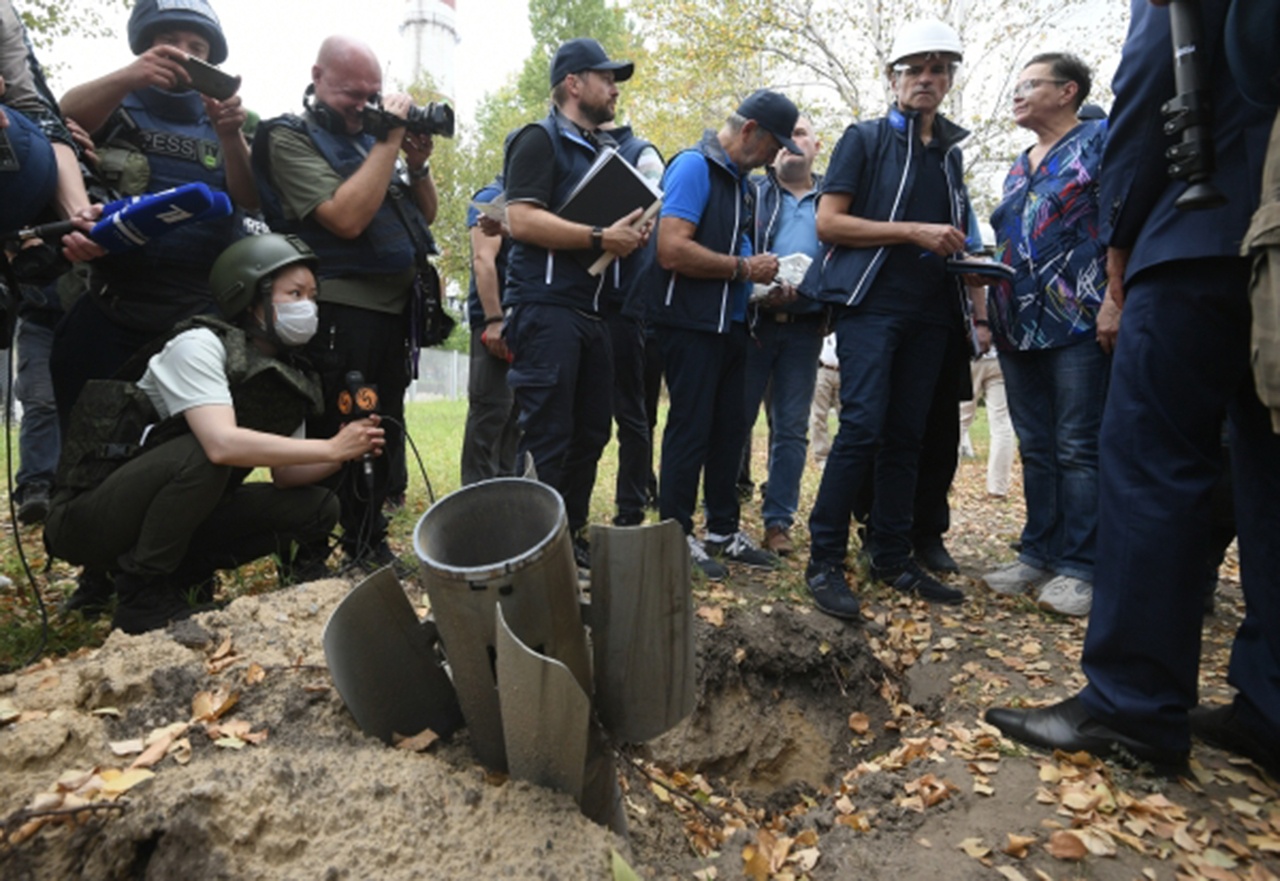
<box><xmin>400</xmin><ymin>0</ymin><xmax>459</xmax><ymax>100</ymax></box>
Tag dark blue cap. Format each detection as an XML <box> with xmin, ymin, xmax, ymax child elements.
<box><xmin>736</xmin><ymin>90</ymin><xmax>802</xmax><ymax>154</ymax></box>
<box><xmin>550</xmin><ymin>38</ymin><xmax>634</xmax><ymax>87</ymax></box>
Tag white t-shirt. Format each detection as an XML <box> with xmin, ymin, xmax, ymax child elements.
<box><xmin>137</xmin><ymin>328</ymin><xmax>232</xmax><ymax>419</ymax></box>
<box><xmin>136</xmin><ymin>327</ymin><xmax>305</xmax><ymax>438</ymax></box>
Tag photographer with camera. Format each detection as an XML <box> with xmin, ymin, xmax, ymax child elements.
<box><xmin>251</xmin><ymin>35</ymin><xmax>440</xmax><ymax>571</ymax></box>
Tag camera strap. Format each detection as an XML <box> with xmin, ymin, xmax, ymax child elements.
<box><xmin>387</xmin><ymin>186</ymin><xmax>453</xmax><ymax>372</ymax></box>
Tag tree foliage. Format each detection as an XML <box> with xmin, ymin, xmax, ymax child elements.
<box><xmin>626</xmin><ymin>0</ymin><xmax>1128</xmax><ymax>211</ymax></box>
<box><xmin>427</xmin><ymin>0</ymin><xmax>1128</xmax><ymax>302</ymax></box>
<box><xmin>18</xmin><ymin>0</ymin><xmax>128</xmax><ymax>52</ymax></box>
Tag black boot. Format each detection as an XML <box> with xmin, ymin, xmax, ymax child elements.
<box><xmin>111</xmin><ymin>572</ymin><xmax>204</xmax><ymax>635</ymax></box>
<box><xmin>60</xmin><ymin>569</ymin><xmax>116</xmax><ymax>618</ymax></box>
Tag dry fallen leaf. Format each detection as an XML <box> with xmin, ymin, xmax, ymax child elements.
<box><xmin>995</xmin><ymin>867</ymin><xmax>1030</xmax><ymax>881</ymax></box>
<box><xmin>1044</xmin><ymin>830</ymin><xmax>1087</xmax><ymax>861</ymax></box>
<box><xmin>191</xmin><ymin>687</ymin><xmax>239</xmax><ymax>722</ymax></box>
<box><xmin>130</xmin><ymin>734</ymin><xmax>174</xmax><ymax>770</ymax></box>
<box><xmin>958</xmin><ymin>837</ymin><xmax>991</xmax><ymax>859</ymax></box>
<box><xmin>99</xmin><ymin>768</ymin><xmax>155</xmax><ymax>795</ymax></box>
<box><xmin>848</xmin><ymin>712</ymin><xmax>870</xmax><ymax>734</ymax></box>
<box><xmin>108</xmin><ymin>739</ymin><xmax>144</xmax><ymax>757</ymax></box>
<box><xmin>1003</xmin><ymin>833</ymin><xmax>1037</xmax><ymax>859</ymax></box>
<box><xmin>244</xmin><ymin>663</ymin><xmax>266</xmax><ymax>686</ymax></box>
<box><xmin>393</xmin><ymin>728</ymin><xmax>441</xmax><ymax>752</ymax></box>
<box><xmin>741</xmin><ymin>844</ymin><xmax>770</xmax><ymax>881</ymax></box>
<box><xmin>696</xmin><ymin>605</ymin><xmax>725</xmax><ymax>627</ymax></box>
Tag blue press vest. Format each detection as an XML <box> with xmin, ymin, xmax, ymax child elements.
<box><xmin>253</xmin><ymin>113</ymin><xmax>421</xmax><ymax>280</ymax></box>
<box><xmin>502</xmin><ymin>111</ymin><xmax>607</xmax><ymax>312</ymax></box>
<box><xmin>649</xmin><ymin>132</ymin><xmax>751</xmax><ymax>334</ymax></box>
<box><xmin>98</xmin><ymin>88</ymin><xmax>245</xmax><ymax>312</ymax></box>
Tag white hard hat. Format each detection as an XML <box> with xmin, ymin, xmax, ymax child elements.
<box><xmin>888</xmin><ymin>19</ymin><xmax>964</xmax><ymax>66</ymax></box>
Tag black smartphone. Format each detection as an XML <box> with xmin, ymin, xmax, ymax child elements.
<box><xmin>179</xmin><ymin>55</ymin><xmax>241</xmax><ymax>101</ymax></box>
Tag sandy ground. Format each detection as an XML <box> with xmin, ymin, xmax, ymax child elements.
<box><xmin>2</xmin><ymin>457</ymin><xmax>1277</xmax><ymax>881</ymax></box>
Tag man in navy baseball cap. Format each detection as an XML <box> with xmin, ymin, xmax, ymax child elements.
<box><xmin>736</xmin><ymin>89</ymin><xmax>802</xmax><ymax>156</ymax></box>
<box><xmin>550</xmin><ymin>37</ymin><xmax>634</xmax><ymax>87</ymax></box>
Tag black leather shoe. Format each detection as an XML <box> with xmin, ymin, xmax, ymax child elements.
<box><xmin>1190</xmin><ymin>700</ymin><xmax>1280</xmax><ymax>778</ymax></box>
<box><xmin>914</xmin><ymin>540</ymin><xmax>960</xmax><ymax>574</ymax></box>
<box><xmin>873</xmin><ymin>560</ymin><xmax>965</xmax><ymax>605</ymax></box>
<box><xmin>985</xmin><ymin>696</ymin><xmax>1188</xmax><ymax>775</ymax></box>
<box><xmin>805</xmin><ymin>562</ymin><xmax>861</xmax><ymax>620</ymax></box>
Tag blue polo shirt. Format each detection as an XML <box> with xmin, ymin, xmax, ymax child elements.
<box><xmin>770</xmin><ymin>188</ymin><xmax>821</xmax><ymax>261</ymax></box>
<box><xmin>662</xmin><ymin>150</ymin><xmax>754</xmax><ymax>323</ymax></box>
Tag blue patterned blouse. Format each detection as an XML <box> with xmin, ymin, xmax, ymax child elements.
<box><xmin>988</xmin><ymin>119</ymin><xmax>1108</xmax><ymax>351</ymax></box>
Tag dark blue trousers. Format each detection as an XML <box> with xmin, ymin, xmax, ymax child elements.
<box><xmin>506</xmin><ymin>302</ymin><xmax>613</xmax><ymax>534</ymax></box>
<box><xmin>605</xmin><ymin>309</ymin><xmax>650</xmax><ymax>525</ymax></box>
<box><xmin>658</xmin><ymin>323</ymin><xmax>749</xmax><ymax>536</ymax></box>
<box><xmin>808</xmin><ymin>310</ymin><xmax>948</xmax><ymax>571</ymax></box>
<box><xmin>1080</xmin><ymin>258</ymin><xmax>1280</xmax><ymax>751</ymax></box>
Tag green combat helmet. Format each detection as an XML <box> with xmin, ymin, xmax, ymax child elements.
<box><xmin>209</xmin><ymin>233</ymin><xmax>318</xmax><ymax>320</ymax></box>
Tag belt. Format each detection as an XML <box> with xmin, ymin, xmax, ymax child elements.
<box><xmin>769</xmin><ymin>312</ymin><xmax>822</xmax><ymax>324</ymax></box>
<box><xmin>820</xmin><ymin>363</ymin><xmax>839</xmax><ymax>371</ymax></box>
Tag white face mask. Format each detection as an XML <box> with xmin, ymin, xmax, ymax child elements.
<box><xmin>273</xmin><ymin>299</ymin><xmax>318</xmax><ymax>346</ymax></box>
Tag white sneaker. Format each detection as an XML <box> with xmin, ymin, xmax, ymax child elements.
<box><xmin>981</xmin><ymin>560</ymin><xmax>1051</xmax><ymax>596</ymax></box>
<box><xmin>1036</xmin><ymin>575</ymin><xmax>1093</xmax><ymax>616</ymax></box>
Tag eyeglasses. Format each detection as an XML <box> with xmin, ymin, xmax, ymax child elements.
<box><xmin>892</xmin><ymin>62</ymin><xmax>955</xmax><ymax>78</ymax></box>
<box><xmin>1013</xmin><ymin>78</ymin><xmax>1069</xmax><ymax>98</ymax></box>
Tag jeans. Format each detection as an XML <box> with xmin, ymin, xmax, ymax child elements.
<box><xmin>808</xmin><ymin>310</ymin><xmax>948</xmax><ymax>571</ymax></box>
<box><xmin>743</xmin><ymin>316</ymin><xmax>823</xmax><ymax>530</ymax></box>
<box><xmin>658</xmin><ymin>323</ymin><xmax>749</xmax><ymax>536</ymax></box>
<box><xmin>1000</xmin><ymin>337</ymin><xmax>1109</xmax><ymax>581</ymax></box>
<box><xmin>15</xmin><ymin>316</ymin><xmax>60</xmax><ymax>490</ymax></box>
<box><xmin>460</xmin><ymin>327</ymin><xmax>520</xmax><ymax>485</ymax></box>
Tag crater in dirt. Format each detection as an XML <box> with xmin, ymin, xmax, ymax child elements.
<box><xmin>645</xmin><ymin>605</ymin><xmax>891</xmax><ymax>796</ymax></box>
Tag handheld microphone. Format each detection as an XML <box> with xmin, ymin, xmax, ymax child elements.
<box><xmin>338</xmin><ymin>370</ymin><xmax>379</xmax><ymax>496</ymax></box>
<box><xmin>2</xmin><ymin>182</ymin><xmax>234</xmax><ymax>248</ymax></box>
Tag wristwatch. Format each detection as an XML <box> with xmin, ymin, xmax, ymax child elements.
<box><xmin>409</xmin><ymin>162</ymin><xmax>431</xmax><ymax>181</ymax></box>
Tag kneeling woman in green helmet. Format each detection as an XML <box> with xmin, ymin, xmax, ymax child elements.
<box><xmin>45</xmin><ymin>233</ymin><xmax>384</xmax><ymax>635</ymax></box>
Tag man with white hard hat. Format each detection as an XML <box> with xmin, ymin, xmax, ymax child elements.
<box><xmin>798</xmin><ymin>19</ymin><xmax>987</xmax><ymax>618</ymax></box>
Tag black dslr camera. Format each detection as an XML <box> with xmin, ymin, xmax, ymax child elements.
<box><xmin>361</xmin><ymin>100</ymin><xmax>455</xmax><ymax>140</ymax></box>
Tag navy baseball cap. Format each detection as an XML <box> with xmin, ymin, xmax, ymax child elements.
<box><xmin>550</xmin><ymin>38</ymin><xmax>634</xmax><ymax>87</ymax></box>
<box><xmin>737</xmin><ymin>90</ymin><xmax>802</xmax><ymax>155</ymax></box>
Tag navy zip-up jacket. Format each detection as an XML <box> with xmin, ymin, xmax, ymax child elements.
<box><xmin>502</xmin><ymin>109</ymin><xmax>610</xmax><ymax>313</ymax></box>
<box><xmin>800</xmin><ymin>105</ymin><xmax>972</xmax><ymax>309</ymax></box>
<box><xmin>649</xmin><ymin>131</ymin><xmax>752</xmax><ymax>334</ymax></box>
